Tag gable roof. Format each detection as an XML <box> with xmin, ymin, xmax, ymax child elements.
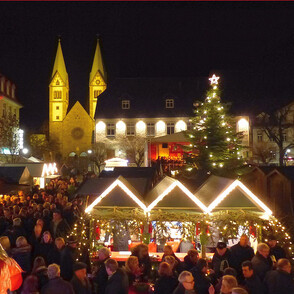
<box><xmin>194</xmin><ymin>175</ymin><xmax>272</xmax><ymax>215</ymax></box>
<box><xmin>145</xmin><ymin>176</ymin><xmax>208</xmax><ymax>212</ymax></box>
<box><xmin>64</xmin><ymin>101</ymin><xmax>92</xmax><ymax>121</ymax></box>
<box><xmin>81</xmin><ymin>176</ymin><xmax>147</xmax><ymax>213</ymax></box>
<box><xmin>151</xmin><ymin>131</ymin><xmax>188</xmax><ymax>143</ymax></box>
<box><xmin>268</xmin><ymin>167</ymin><xmax>294</xmax><ymax>181</ymax></box>
<box><xmin>95</xmin><ymin>77</ymin><xmax>207</xmax><ymax>119</ymax></box>
<box><xmin>0</xmin><ymin>167</ymin><xmax>31</xmax><ymax>185</ymax></box>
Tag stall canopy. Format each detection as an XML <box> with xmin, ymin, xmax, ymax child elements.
<box><xmin>0</xmin><ymin>167</ymin><xmax>32</xmax><ymax>185</ymax></box>
<box><xmin>150</xmin><ymin>131</ymin><xmax>188</xmax><ymax>143</ymax></box>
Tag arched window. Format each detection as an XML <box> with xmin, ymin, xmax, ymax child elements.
<box><xmin>80</xmin><ymin>152</ymin><xmax>87</xmax><ymax>157</ymax></box>
<box><xmin>69</xmin><ymin>152</ymin><xmax>76</xmax><ymax>157</ymax></box>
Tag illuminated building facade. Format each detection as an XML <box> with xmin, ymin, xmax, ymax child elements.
<box><xmin>94</xmin><ymin>78</ymin><xmax>251</xmax><ymax>165</ymax></box>
<box><xmin>49</xmin><ymin>39</ymin><xmax>106</xmax><ymax>158</ymax></box>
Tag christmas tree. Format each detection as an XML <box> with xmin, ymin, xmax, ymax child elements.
<box><xmin>185</xmin><ymin>74</ymin><xmax>243</xmax><ymax>172</ymax></box>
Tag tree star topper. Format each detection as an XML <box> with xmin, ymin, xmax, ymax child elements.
<box><xmin>209</xmin><ymin>74</ymin><xmax>220</xmax><ymax>85</ymax></box>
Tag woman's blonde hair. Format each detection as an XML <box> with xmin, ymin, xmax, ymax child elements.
<box><xmin>16</xmin><ymin>236</ymin><xmax>28</xmax><ymax>247</ymax></box>
<box><xmin>125</xmin><ymin>256</ymin><xmax>139</xmax><ymax>273</ymax></box>
<box><xmin>222</xmin><ymin>275</ymin><xmax>238</xmax><ymax>290</ymax></box>
<box><xmin>164</xmin><ymin>255</ymin><xmax>177</xmax><ymax>268</ymax></box>
<box><xmin>0</xmin><ymin>236</ymin><xmax>11</xmax><ymax>251</ymax></box>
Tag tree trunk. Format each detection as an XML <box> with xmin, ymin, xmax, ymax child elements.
<box><xmin>279</xmin><ymin>147</ymin><xmax>284</xmax><ymax>166</ymax></box>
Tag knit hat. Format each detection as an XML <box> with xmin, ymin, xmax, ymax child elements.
<box><xmin>216</xmin><ymin>241</ymin><xmax>227</xmax><ymax>249</ymax></box>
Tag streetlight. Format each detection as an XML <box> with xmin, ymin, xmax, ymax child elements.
<box><xmin>22</xmin><ymin>148</ymin><xmax>29</xmax><ymax>155</ymax></box>
<box><xmin>87</xmin><ymin>149</ymin><xmax>92</xmax><ymax>154</ymax></box>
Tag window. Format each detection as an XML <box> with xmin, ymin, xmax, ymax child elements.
<box><xmin>122</xmin><ymin>100</ymin><xmax>130</xmax><ymax>109</ymax></box>
<box><xmin>167</xmin><ymin>122</ymin><xmax>175</xmax><ymax>135</ymax></box>
<box><xmin>94</xmin><ymin>90</ymin><xmax>102</xmax><ymax>98</ymax></box>
<box><xmin>53</xmin><ymin>91</ymin><xmax>62</xmax><ymax>99</ymax></box>
<box><xmin>166</xmin><ymin>99</ymin><xmax>174</xmax><ymax>108</ymax></box>
<box><xmin>56</xmin><ymin>80</ymin><xmax>60</xmax><ymax>85</ymax></box>
<box><xmin>127</xmin><ymin>123</ymin><xmax>135</xmax><ymax>136</ymax></box>
<box><xmin>56</xmin><ymin>116</ymin><xmax>60</xmax><ymax>120</ymax></box>
<box><xmin>147</xmin><ymin>123</ymin><xmax>155</xmax><ymax>136</ymax></box>
<box><xmin>107</xmin><ymin>123</ymin><xmax>115</xmax><ymax>136</ymax></box>
<box><xmin>257</xmin><ymin>131</ymin><xmax>263</xmax><ymax>142</ymax></box>
<box><xmin>283</xmin><ymin>133</ymin><xmax>287</xmax><ymax>142</ymax></box>
<box><xmin>56</xmin><ymin>106</ymin><xmax>59</xmax><ymax>110</ymax></box>
<box><xmin>6</xmin><ymin>84</ymin><xmax>10</xmax><ymax>96</ymax></box>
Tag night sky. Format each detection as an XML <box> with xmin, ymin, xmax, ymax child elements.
<box><xmin>1</xmin><ymin>2</ymin><xmax>294</xmax><ymax>132</ymax></box>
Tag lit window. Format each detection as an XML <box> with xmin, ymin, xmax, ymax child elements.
<box><xmin>107</xmin><ymin>123</ymin><xmax>115</xmax><ymax>137</ymax></box>
<box><xmin>127</xmin><ymin>123</ymin><xmax>135</xmax><ymax>136</ymax></box>
<box><xmin>147</xmin><ymin>123</ymin><xmax>155</xmax><ymax>136</ymax></box>
<box><xmin>166</xmin><ymin>99</ymin><xmax>174</xmax><ymax>108</ymax></box>
<box><xmin>56</xmin><ymin>106</ymin><xmax>59</xmax><ymax>110</ymax></box>
<box><xmin>167</xmin><ymin>122</ymin><xmax>175</xmax><ymax>135</ymax></box>
<box><xmin>257</xmin><ymin>131</ymin><xmax>263</xmax><ymax>142</ymax></box>
<box><xmin>54</xmin><ymin>91</ymin><xmax>62</xmax><ymax>99</ymax></box>
<box><xmin>94</xmin><ymin>90</ymin><xmax>102</xmax><ymax>98</ymax></box>
<box><xmin>122</xmin><ymin>100</ymin><xmax>130</xmax><ymax>109</ymax></box>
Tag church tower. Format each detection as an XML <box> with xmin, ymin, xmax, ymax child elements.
<box><xmin>49</xmin><ymin>38</ymin><xmax>69</xmax><ymax>147</ymax></box>
<box><xmin>89</xmin><ymin>38</ymin><xmax>107</xmax><ymax>119</ymax></box>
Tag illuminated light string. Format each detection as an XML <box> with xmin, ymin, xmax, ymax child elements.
<box><xmin>41</xmin><ymin>162</ymin><xmax>58</xmax><ymax>177</ymax></box>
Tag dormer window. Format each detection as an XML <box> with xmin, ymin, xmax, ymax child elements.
<box><xmin>122</xmin><ymin>100</ymin><xmax>130</xmax><ymax>109</ymax></box>
<box><xmin>166</xmin><ymin>99</ymin><xmax>174</xmax><ymax>108</ymax></box>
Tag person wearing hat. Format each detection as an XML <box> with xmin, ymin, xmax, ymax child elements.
<box><xmin>60</xmin><ymin>236</ymin><xmax>79</xmax><ymax>281</ymax></box>
<box><xmin>212</xmin><ymin>242</ymin><xmax>233</xmax><ymax>278</ymax></box>
<box><xmin>70</xmin><ymin>262</ymin><xmax>92</xmax><ymax>294</ymax></box>
<box><xmin>267</xmin><ymin>235</ymin><xmax>286</xmax><ymax>262</ymax></box>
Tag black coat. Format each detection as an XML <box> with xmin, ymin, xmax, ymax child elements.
<box><xmin>230</xmin><ymin>243</ymin><xmax>254</xmax><ymax>276</ymax></box>
<box><xmin>154</xmin><ymin>275</ymin><xmax>178</xmax><ymax>294</ymax></box>
<box><xmin>35</xmin><ymin>242</ymin><xmax>55</xmax><ymax>265</ymax></box>
<box><xmin>11</xmin><ymin>245</ymin><xmax>32</xmax><ymax>273</ymax></box>
<box><xmin>34</xmin><ymin>266</ymin><xmax>49</xmax><ymax>290</ymax></box>
<box><xmin>242</xmin><ymin>274</ymin><xmax>264</xmax><ymax>294</ymax></box>
<box><xmin>60</xmin><ymin>245</ymin><xmax>78</xmax><ymax>281</ymax></box>
<box><xmin>50</xmin><ymin>219</ymin><xmax>71</xmax><ymax>239</ymax></box>
<box><xmin>190</xmin><ymin>267</ymin><xmax>211</xmax><ymax>294</ymax></box>
<box><xmin>172</xmin><ymin>283</ymin><xmax>196</xmax><ymax>294</ymax></box>
<box><xmin>105</xmin><ymin>268</ymin><xmax>128</xmax><ymax>294</ymax></box>
<box><xmin>212</xmin><ymin>249</ymin><xmax>232</xmax><ymax>278</ymax></box>
<box><xmin>183</xmin><ymin>255</ymin><xmax>197</xmax><ymax>271</ymax></box>
<box><xmin>269</xmin><ymin>245</ymin><xmax>286</xmax><ymax>261</ymax></box>
<box><xmin>93</xmin><ymin>257</ymin><xmax>109</xmax><ymax>294</ymax></box>
<box><xmin>70</xmin><ymin>275</ymin><xmax>92</xmax><ymax>294</ymax></box>
<box><xmin>41</xmin><ymin>277</ymin><xmax>74</xmax><ymax>294</ymax></box>
<box><xmin>251</xmin><ymin>252</ymin><xmax>272</xmax><ymax>281</ymax></box>
<box><xmin>264</xmin><ymin>269</ymin><xmax>294</xmax><ymax>294</ymax></box>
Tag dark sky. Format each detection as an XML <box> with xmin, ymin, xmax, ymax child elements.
<box><xmin>1</xmin><ymin>2</ymin><xmax>294</xmax><ymax>131</ymax></box>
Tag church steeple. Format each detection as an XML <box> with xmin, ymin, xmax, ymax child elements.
<box><xmin>49</xmin><ymin>38</ymin><xmax>69</xmax><ymax>148</ymax></box>
<box><xmin>89</xmin><ymin>37</ymin><xmax>107</xmax><ymax>119</ymax></box>
<box><xmin>51</xmin><ymin>38</ymin><xmax>68</xmax><ymax>84</ymax></box>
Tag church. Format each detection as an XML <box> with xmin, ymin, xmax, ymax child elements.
<box><xmin>49</xmin><ymin>39</ymin><xmax>107</xmax><ymax>159</ymax></box>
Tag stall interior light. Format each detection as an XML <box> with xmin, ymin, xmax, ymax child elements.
<box><xmin>85</xmin><ymin>179</ymin><xmax>147</xmax><ymax>213</ymax></box>
<box><xmin>206</xmin><ymin>180</ymin><xmax>272</xmax><ymax>215</ymax></box>
<box><xmin>147</xmin><ymin>180</ymin><xmax>209</xmax><ymax>213</ymax></box>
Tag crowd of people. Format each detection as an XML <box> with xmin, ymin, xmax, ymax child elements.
<box><xmin>0</xmin><ymin>177</ymin><xmax>293</xmax><ymax>294</ymax></box>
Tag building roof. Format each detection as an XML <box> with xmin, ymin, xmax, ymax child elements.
<box><xmin>0</xmin><ymin>166</ymin><xmax>31</xmax><ymax>185</ymax></box>
<box><xmin>150</xmin><ymin>131</ymin><xmax>188</xmax><ymax>143</ymax></box>
<box><xmin>51</xmin><ymin>39</ymin><xmax>68</xmax><ymax>84</ymax></box>
<box><xmin>90</xmin><ymin>38</ymin><xmax>106</xmax><ymax>84</ymax></box>
<box><xmin>269</xmin><ymin>166</ymin><xmax>294</xmax><ymax>181</ymax></box>
<box><xmin>95</xmin><ymin>77</ymin><xmax>207</xmax><ymax>119</ymax></box>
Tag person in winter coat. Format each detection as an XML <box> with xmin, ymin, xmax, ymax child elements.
<box><xmin>92</xmin><ymin>247</ymin><xmax>110</xmax><ymax>294</ymax></box>
<box><xmin>35</xmin><ymin>231</ymin><xmax>55</xmax><ymax>265</ymax></box>
<box><xmin>182</xmin><ymin>249</ymin><xmax>199</xmax><ymax>271</ymax></box>
<box><xmin>60</xmin><ymin>236</ymin><xmax>80</xmax><ymax>281</ymax></box>
<box><xmin>154</xmin><ymin>262</ymin><xmax>178</xmax><ymax>294</ymax></box>
<box><xmin>214</xmin><ymin>268</ymin><xmax>236</xmax><ymax>294</ymax></box>
<box><xmin>50</xmin><ymin>209</ymin><xmax>71</xmax><ymax>239</ymax></box>
<box><xmin>41</xmin><ymin>263</ymin><xmax>74</xmax><ymax>294</ymax></box>
<box><xmin>105</xmin><ymin>258</ymin><xmax>128</xmax><ymax>294</ymax></box>
<box><xmin>251</xmin><ymin>243</ymin><xmax>272</xmax><ymax>281</ymax></box>
<box><xmin>172</xmin><ymin>271</ymin><xmax>196</xmax><ymax>294</ymax></box>
<box><xmin>220</xmin><ymin>275</ymin><xmax>238</xmax><ymax>294</ymax></box>
<box><xmin>190</xmin><ymin>258</ymin><xmax>214</xmax><ymax>294</ymax></box>
<box><xmin>124</xmin><ymin>255</ymin><xmax>144</xmax><ymax>287</ymax></box>
<box><xmin>21</xmin><ymin>275</ymin><xmax>40</xmax><ymax>294</ymax></box>
<box><xmin>11</xmin><ymin>236</ymin><xmax>32</xmax><ymax>275</ymax></box>
<box><xmin>48</xmin><ymin>237</ymin><xmax>65</xmax><ymax>265</ymax></box>
<box><xmin>70</xmin><ymin>262</ymin><xmax>92</xmax><ymax>294</ymax></box>
<box><xmin>230</xmin><ymin>235</ymin><xmax>254</xmax><ymax>282</ymax></box>
<box><xmin>32</xmin><ymin>256</ymin><xmax>49</xmax><ymax>290</ymax></box>
<box><xmin>212</xmin><ymin>242</ymin><xmax>232</xmax><ymax>278</ymax></box>
<box><xmin>131</xmin><ymin>243</ymin><xmax>152</xmax><ymax>279</ymax></box>
<box><xmin>29</xmin><ymin>224</ymin><xmax>42</xmax><ymax>259</ymax></box>
<box><xmin>264</xmin><ymin>258</ymin><xmax>294</xmax><ymax>294</ymax></box>
<box><xmin>241</xmin><ymin>261</ymin><xmax>264</xmax><ymax>294</ymax></box>
<box><xmin>267</xmin><ymin>235</ymin><xmax>286</xmax><ymax>262</ymax></box>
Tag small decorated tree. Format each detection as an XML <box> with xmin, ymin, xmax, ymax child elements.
<box><xmin>185</xmin><ymin>74</ymin><xmax>243</xmax><ymax>172</ymax></box>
